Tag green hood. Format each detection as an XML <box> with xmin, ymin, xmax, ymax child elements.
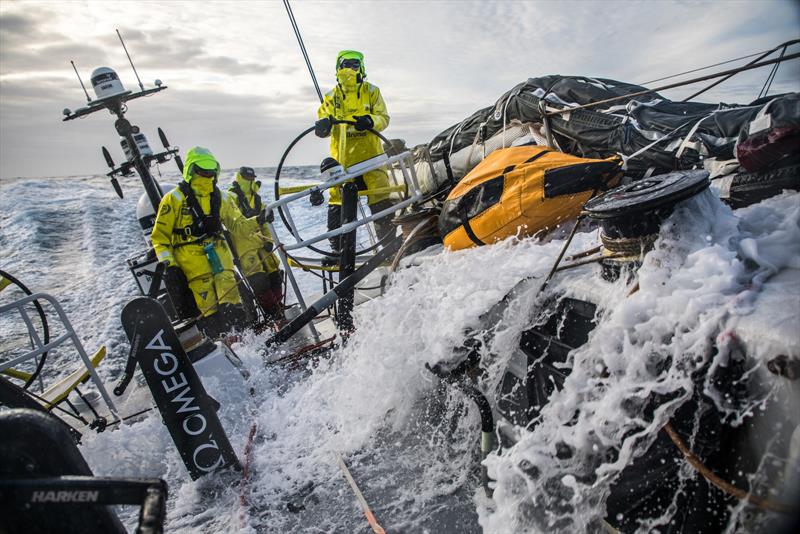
<box><xmin>182</xmin><ymin>146</ymin><xmax>220</xmax><ymax>183</ymax></box>
<box><xmin>336</xmin><ymin>49</ymin><xmax>365</xmax><ymax>79</ymax></box>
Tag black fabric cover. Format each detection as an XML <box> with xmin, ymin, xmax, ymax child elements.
<box><xmin>427</xmin><ymin>75</ymin><xmax>800</xmax><ymax>180</ymax></box>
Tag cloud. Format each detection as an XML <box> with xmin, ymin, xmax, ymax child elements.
<box><xmin>0</xmin><ymin>11</ymin><xmax>37</xmax><ymax>36</ymax></box>
<box><xmin>1</xmin><ymin>0</ymin><xmax>799</xmax><ymax>179</ymax></box>
<box><xmin>103</xmin><ymin>33</ymin><xmax>273</xmax><ymax>75</ymax></box>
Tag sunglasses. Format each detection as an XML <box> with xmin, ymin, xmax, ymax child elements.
<box><xmin>339</xmin><ymin>58</ymin><xmax>361</xmax><ymax>70</ymax></box>
<box><xmin>192</xmin><ymin>166</ymin><xmax>217</xmax><ymax>178</ymax></box>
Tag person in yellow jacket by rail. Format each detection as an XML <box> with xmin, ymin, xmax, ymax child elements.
<box><xmin>226</xmin><ymin>166</ymin><xmax>284</xmax><ymax>320</ymax></box>
<box><xmin>314</xmin><ymin>49</ymin><xmax>396</xmax><ymax>252</ymax></box>
<box><xmin>151</xmin><ymin>147</ymin><xmax>269</xmax><ymax>337</ymax></box>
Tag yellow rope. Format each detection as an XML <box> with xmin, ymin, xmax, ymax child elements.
<box><xmin>278</xmin><ymin>184</ymin><xmax>320</xmax><ymax>195</ymax></box>
<box><xmin>287</xmin><ymin>257</ymin><xmax>340</xmax><ymax>272</ymax></box>
<box><xmin>278</xmin><ymin>184</ymin><xmax>406</xmax><ymax>197</ymax></box>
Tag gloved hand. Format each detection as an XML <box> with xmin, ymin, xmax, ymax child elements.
<box><xmin>257</xmin><ymin>208</ymin><xmax>274</xmax><ymax>225</ymax></box>
<box><xmin>253</xmin><ymin>232</ymin><xmax>274</xmax><ymax>252</ymax></box>
<box><xmin>162</xmin><ymin>264</ymin><xmax>184</xmax><ymax>289</ymax></box>
<box><xmin>315</xmin><ymin>117</ymin><xmax>332</xmax><ymax>138</ymax></box>
<box><xmin>164</xmin><ymin>264</ymin><xmax>181</xmax><ymax>278</ymax></box>
<box><xmin>353</xmin><ymin>115</ymin><xmax>374</xmax><ymax>132</ymax></box>
<box><xmin>309</xmin><ymin>189</ymin><xmax>324</xmax><ymax>206</ymax></box>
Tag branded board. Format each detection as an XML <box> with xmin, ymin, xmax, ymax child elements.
<box><xmin>121</xmin><ymin>297</ymin><xmax>240</xmax><ymax>479</ymax></box>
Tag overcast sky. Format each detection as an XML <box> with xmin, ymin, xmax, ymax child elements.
<box><xmin>0</xmin><ymin>0</ymin><xmax>798</xmax><ymax>179</ymax></box>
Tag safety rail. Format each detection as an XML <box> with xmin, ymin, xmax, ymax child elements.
<box><xmin>0</xmin><ymin>292</ymin><xmax>120</xmax><ymax>419</ymax></box>
<box><xmin>264</xmin><ymin>148</ymin><xmax>425</xmax><ymax>336</ymax></box>
<box><xmin>266</xmin><ymin>150</ymin><xmax>424</xmax><ymax>251</ymax></box>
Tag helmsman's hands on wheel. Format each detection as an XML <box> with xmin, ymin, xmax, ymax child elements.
<box><xmin>353</xmin><ymin>115</ymin><xmax>374</xmax><ymax>131</ymax></box>
<box><xmin>309</xmin><ymin>189</ymin><xmax>324</xmax><ymax>206</ymax></box>
<box><xmin>315</xmin><ymin>117</ymin><xmax>332</xmax><ymax>138</ymax></box>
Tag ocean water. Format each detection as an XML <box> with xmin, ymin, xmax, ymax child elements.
<box><xmin>1</xmin><ymin>163</ymin><xmax>798</xmax><ymax>533</ymax></box>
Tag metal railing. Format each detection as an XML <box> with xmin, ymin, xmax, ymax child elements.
<box><xmin>264</xmin><ymin>149</ymin><xmax>425</xmax><ymax>335</ymax></box>
<box><xmin>0</xmin><ymin>292</ymin><xmax>120</xmax><ymax>419</ymax></box>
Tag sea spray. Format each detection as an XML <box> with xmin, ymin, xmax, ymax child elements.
<box><xmin>480</xmin><ymin>190</ymin><xmax>800</xmax><ymax>533</ymax></box>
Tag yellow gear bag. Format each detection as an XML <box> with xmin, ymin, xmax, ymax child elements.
<box><xmin>438</xmin><ymin>145</ymin><xmax>621</xmax><ymax>251</ymax></box>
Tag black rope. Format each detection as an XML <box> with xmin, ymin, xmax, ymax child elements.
<box><xmin>638</xmin><ymin>48</ymin><xmax>778</xmax><ymax>85</ymax></box>
<box><xmin>682</xmin><ymin>41</ymin><xmax>796</xmax><ymax>102</ymax></box>
<box><xmin>283</xmin><ymin>0</ymin><xmax>323</xmax><ymax>103</ymax></box>
<box><xmin>758</xmin><ymin>45</ymin><xmax>787</xmax><ymax>99</ymax></box>
<box><xmin>545</xmin><ymin>49</ymin><xmax>800</xmax><ymax>116</ymax></box>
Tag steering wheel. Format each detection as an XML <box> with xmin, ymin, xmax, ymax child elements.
<box><xmin>0</xmin><ymin>269</ymin><xmax>50</xmax><ymax>389</ymax></box>
<box><xmin>272</xmin><ymin>119</ymin><xmax>398</xmax><ymax>258</ymax></box>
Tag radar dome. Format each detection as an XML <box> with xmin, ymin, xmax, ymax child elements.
<box><xmin>90</xmin><ymin>67</ymin><xmax>126</xmax><ymax>100</ymax></box>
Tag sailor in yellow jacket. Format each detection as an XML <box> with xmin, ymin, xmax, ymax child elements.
<box><xmin>151</xmin><ymin>147</ymin><xmax>267</xmax><ymax>337</ymax></box>
<box><xmin>314</xmin><ymin>50</ymin><xmax>395</xmax><ymax>251</ymax></box>
<box><xmin>226</xmin><ymin>166</ymin><xmax>284</xmax><ymax>319</ymax></box>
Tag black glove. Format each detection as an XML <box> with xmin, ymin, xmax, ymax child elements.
<box><xmin>163</xmin><ymin>264</ymin><xmax>183</xmax><ymax>285</ymax></box>
<box><xmin>309</xmin><ymin>189</ymin><xmax>324</xmax><ymax>206</ymax></box>
<box><xmin>353</xmin><ymin>115</ymin><xmax>374</xmax><ymax>132</ymax></box>
<box><xmin>315</xmin><ymin>117</ymin><xmax>332</xmax><ymax>138</ymax></box>
<box><xmin>163</xmin><ymin>264</ymin><xmax>198</xmax><ymax>319</ymax></box>
<box><xmin>257</xmin><ymin>208</ymin><xmax>274</xmax><ymax>225</ymax></box>
<box><xmin>264</xmin><ymin>241</ymin><xmax>274</xmax><ymax>253</ymax></box>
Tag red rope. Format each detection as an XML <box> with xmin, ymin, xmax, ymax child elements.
<box><xmin>238</xmin><ymin>421</ymin><xmax>258</xmax><ymax>529</ymax></box>
<box><xmin>266</xmin><ymin>335</ymin><xmax>337</xmax><ymax>367</ymax></box>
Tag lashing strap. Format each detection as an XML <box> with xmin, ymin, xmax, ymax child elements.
<box><xmin>460</xmin><ymin>204</ymin><xmax>485</xmax><ymax>247</ymax></box>
<box><xmin>174</xmin><ymin>181</ymin><xmax>222</xmax><ymax>239</ymax></box>
<box><xmin>230</xmin><ymin>181</ymin><xmax>263</xmax><ymax>218</ymax></box>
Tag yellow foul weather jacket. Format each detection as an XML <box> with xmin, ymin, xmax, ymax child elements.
<box><xmin>226</xmin><ymin>172</ymin><xmax>280</xmax><ymax>277</ymax></box>
<box><xmin>317</xmin><ymin>81</ymin><xmax>390</xmax><ymax>205</ymax></box>
<box><xmin>151</xmin><ymin>150</ymin><xmax>261</xmax><ymax>316</ymax></box>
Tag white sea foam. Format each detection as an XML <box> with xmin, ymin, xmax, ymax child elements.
<box><xmin>480</xmin><ymin>190</ymin><xmax>800</xmax><ymax>533</ymax></box>
<box><xmin>2</xmin><ymin>168</ymin><xmax>797</xmax><ymax>532</ymax></box>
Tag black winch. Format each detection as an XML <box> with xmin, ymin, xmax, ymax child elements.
<box><xmin>584</xmin><ymin>170</ymin><xmax>710</xmax><ymax>280</ymax></box>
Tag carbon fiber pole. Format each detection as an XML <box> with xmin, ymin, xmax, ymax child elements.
<box><xmin>337</xmin><ymin>183</ymin><xmax>358</xmax><ymax>333</ymax></box>
<box><xmin>264</xmin><ymin>236</ymin><xmax>402</xmax><ymax>349</ymax></box>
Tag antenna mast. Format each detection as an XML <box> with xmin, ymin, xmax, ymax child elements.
<box><xmin>116</xmin><ymin>29</ymin><xmax>145</xmax><ymax>92</ymax></box>
<box><xmin>283</xmin><ymin>0</ymin><xmax>323</xmax><ymax>103</ymax></box>
<box><xmin>71</xmin><ymin>60</ymin><xmax>92</xmax><ymax>102</ymax></box>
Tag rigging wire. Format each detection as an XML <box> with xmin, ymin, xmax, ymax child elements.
<box><xmin>544</xmin><ymin>50</ymin><xmax>800</xmax><ymax>117</ymax></box>
<box><xmin>681</xmin><ymin>40</ymin><xmax>796</xmax><ymax>102</ymax></box>
<box><xmin>283</xmin><ymin>0</ymin><xmax>323</xmax><ymax>103</ymax></box>
<box><xmin>638</xmin><ymin>49</ymin><xmax>773</xmax><ymax>85</ymax></box>
<box><xmin>758</xmin><ymin>44</ymin><xmax>787</xmax><ymax>99</ymax></box>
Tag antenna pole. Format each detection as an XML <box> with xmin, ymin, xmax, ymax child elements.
<box><xmin>283</xmin><ymin>0</ymin><xmax>323</xmax><ymax>103</ymax></box>
<box><xmin>116</xmin><ymin>29</ymin><xmax>145</xmax><ymax>92</ymax></box>
<box><xmin>71</xmin><ymin>60</ymin><xmax>92</xmax><ymax>103</ymax></box>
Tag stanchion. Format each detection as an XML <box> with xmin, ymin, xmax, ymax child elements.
<box><xmin>337</xmin><ymin>182</ymin><xmax>358</xmax><ymax>333</ymax></box>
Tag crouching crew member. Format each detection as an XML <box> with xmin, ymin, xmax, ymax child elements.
<box><xmin>151</xmin><ymin>147</ymin><xmax>269</xmax><ymax>337</ymax></box>
<box><xmin>226</xmin><ymin>166</ymin><xmax>284</xmax><ymax>320</ymax></box>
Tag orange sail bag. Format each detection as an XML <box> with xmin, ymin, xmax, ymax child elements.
<box><xmin>438</xmin><ymin>145</ymin><xmax>621</xmax><ymax>250</ymax></box>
